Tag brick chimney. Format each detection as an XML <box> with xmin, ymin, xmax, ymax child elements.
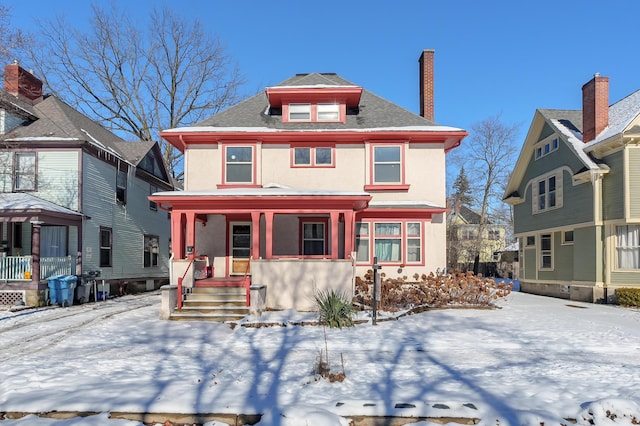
<box><xmin>4</xmin><ymin>61</ymin><xmax>44</xmax><ymax>105</ymax></box>
<box><xmin>582</xmin><ymin>73</ymin><xmax>609</xmax><ymax>143</ymax></box>
<box><xmin>419</xmin><ymin>49</ymin><xmax>435</xmax><ymax>121</ymax></box>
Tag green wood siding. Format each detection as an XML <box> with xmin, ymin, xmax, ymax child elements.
<box><xmin>602</xmin><ymin>150</ymin><xmax>624</xmax><ymax>220</ymax></box>
<box><xmin>629</xmin><ymin>148</ymin><xmax>640</xmax><ymax>218</ymax></box>
<box><xmin>610</xmin><ymin>271</ymin><xmax>640</xmax><ymax>286</ymax></box>
<box><xmin>513</xmin><ymin>134</ymin><xmax>594</xmax><ymax>235</ymax></box>
<box><xmin>524</xmin><ymin>248</ymin><xmax>536</xmax><ymax>279</ymax></box>
<box><xmin>573</xmin><ymin>226</ymin><xmax>599</xmax><ymax>282</ymax></box>
<box><xmin>554</xmin><ymin>232</ymin><xmax>574</xmax><ymax>281</ymax></box>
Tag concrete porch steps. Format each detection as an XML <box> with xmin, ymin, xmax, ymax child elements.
<box><xmin>170</xmin><ymin>286</ymin><xmax>249</xmax><ymax>322</ymax></box>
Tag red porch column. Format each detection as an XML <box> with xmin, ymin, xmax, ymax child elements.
<box><xmin>264</xmin><ymin>211</ymin><xmax>274</xmax><ymax>259</ymax></box>
<box><xmin>171</xmin><ymin>211</ymin><xmax>185</xmax><ymax>259</ymax></box>
<box><xmin>330</xmin><ymin>211</ymin><xmax>339</xmax><ymax>259</ymax></box>
<box><xmin>30</xmin><ymin>221</ymin><xmax>42</xmax><ymax>284</ymax></box>
<box><xmin>251</xmin><ymin>211</ymin><xmax>261</xmax><ymax>259</ymax></box>
<box><xmin>185</xmin><ymin>211</ymin><xmax>196</xmax><ymax>259</ymax></box>
<box><xmin>343</xmin><ymin>210</ymin><xmax>354</xmax><ymax>259</ymax></box>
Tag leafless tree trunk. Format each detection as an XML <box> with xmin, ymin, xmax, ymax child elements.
<box><xmin>26</xmin><ymin>4</ymin><xmax>244</xmax><ymax>182</ymax></box>
<box><xmin>458</xmin><ymin>114</ymin><xmax>519</xmax><ymax>274</ymax></box>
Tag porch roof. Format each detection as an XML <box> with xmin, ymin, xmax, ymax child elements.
<box><xmin>149</xmin><ymin>185</ymin><xmax>372</xmax><ymax>212</ymax></box>
<box><xmin>0</xmin><ymin>193</ymin><xmax>84</xmax><ymax>224</ymax></box>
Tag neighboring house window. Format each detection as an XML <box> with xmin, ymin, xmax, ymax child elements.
<box><xmin>14</xmin><ymin>152</ymin><xmax>36</xmax><ymax>191</ymax></box>
<box><xmin>533</xmin><ymin>171</ymin><xmax>562</xmax><ymax>213</ymax></box>
<box><xmin>144</xmin><ymin>234</ymin><xmax>159</xmax><ymax>267</ymax></box>
<box><xmin>99</xmin><ymin>227</ymin><xmax>112</xmax><ymax>267</ymax></box>
<box><xmin>292</xmin><ymin>146</ymin><xmax>334</xmax><ymax>167</ymax></box>
<box><xmin>317</xmin><ymin>103</ymin><xmax>340</xmax><ymax>121</ymax></box>
<box><xmin>463</xmin><ymin>228</ymin><xmax>477</xmax><ymax>240</ymax></box>
<box><xmin>540</xmin><ymin>233</ymin><xmax>552</xmax><ymax>269</ymax></box>
<box><xmin>406</xmin><ymin>222</ymin><xmax>422</xmax><ymax>263</ymax></box>
<box><xmin>149</xmin><ymin>184</ymin><xmax>158</xmax><ymax>211</ymax></box>
<box><xmin>616</xmin><ymin>225</ymin><xmax>640</xmax><ymax>269</ymax></box>
<box><xmin>300</xmin><ymin>220</ymin><xmax>327</xmax><ymax>255</ymax></box>
<box><xmin>563</xmin><ymin>230</ymin><xmax>574</xmax><ymax>245</ymax></box>
<box><xmin>355</xmin><ymin>222</ymin><xmax>370</xmax><ymax>262</ymax></box>
<box><xmin>288</xmin><ymin>103</ymin><xmax>311</xmax><ymax>121</ymax></box>
<box><xmin>116</xmin><ymin>165</ymin><xmax>127</xmax><ymax>204</ymax></box>
<box><xmin>373</xmin><ymin>146</ymin><xmax>401</xmax><ymax>183</ymax></box>
<box><xmin>224</xmin><ymin>146</ymin><xmax>254</xmax><ymax>184</ymax></box>
<box><xmin>487</xmin><ymin>229</ymin><xmax>500</xmax><ymax>240</ymax></box>
<box><xmin>535</xmin><ymin>137</ymin><xmax>559</xmax><ymax>159</ymax></box>
<box><xmin>526</xmin><ymin>235</ymin><xmax>535</xmax><ymax>246</ymax></box>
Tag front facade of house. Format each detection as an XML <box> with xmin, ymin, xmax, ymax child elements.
<box><xmin>504</xmin><ymin>74</ymin><xmax>640</xmax><ymax>302</ymax></box>
<box><xmin>150</xmin><ymin>50</ymin><xmax>468</xmax><ymax>311</ymax></box>
<box><xmin>0</xmin><ymin>63</ymin><xmax>174</xmax><ymax>306</ymax></box>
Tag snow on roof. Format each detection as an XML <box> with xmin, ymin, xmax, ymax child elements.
<box><xmin>584</xmin><ymin>89</ymin><xmax>640</xmax><ymax>149</ymax></box>
<box><xmin>152</xmin><ymin>186</ymin><xmax>370</xmax><ymax>198</ymax></box>
<box><xmin>368</xmin><ymin>200</ymin><xmax>445</xmax><ymax>209</ymax></box>
<box><xmin>550</xmin><ymin>119</ymin><xmax>600</xmax><ymax>170</ymax></box>
<box><xmin>0</xmin><ymin>192</ymin><xmax>82</xmax><ymax>216</ymax></box>
<box><xmin>267</xmin><ymin>84</ymin><xmax>359</xmax><ymax>89</ymax></box>
<box><xmin>5</xmin><ymin>137</ymin><xmax>81</xmax><ymax>142</ymax></box>
<box><xmin>162</xmin><ymin>125</ymin><xmax>465</xmax><ymax>133</ymax></box>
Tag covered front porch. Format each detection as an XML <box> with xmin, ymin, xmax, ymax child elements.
<box><xmin>0</xmin><ymin>193</ymin><xmax>82</xmax><ymax>306</ymax></box>
<box><xmin>150</xmin><ymin>186</ymin><xmax>371</xmax><ymax>311</ymax></box>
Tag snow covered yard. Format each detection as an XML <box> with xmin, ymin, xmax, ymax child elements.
<box><xmin>0</xmin><ymin>291</ymin><xmax>639</xmax><ymax>425</ymax></box>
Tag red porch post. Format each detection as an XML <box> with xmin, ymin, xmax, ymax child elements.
<box><xmin>343</xmin><ymin>210</ymin><xmax>354</xmax><ymax>259</ymax></box>
<box><xmin>264</xmin><ymin>211</ymin><xmax>274</xmax><ymax>259</ymax></box>
<box><xmin>185</xmin><ymin>211</ymin><xmax>196</xmax><ymax>259</ymax></box>
<box><xmin>30</xmin><ymin>221</ymin><xmax>42</xmax><ymax>284</ymax></box>
<box><xmin>330</xmin><ymin>211</ymin><xmax>339</xmax><ymax>259</ymax></box>
<box><xmin>251</xmin><ymin>211</ymin><xmax>261</xmax><ymax>259</ymax></box>
<box><xmin>171</xmin><ymin>211</ymin><xmax>185</xmax><ymax>259</ymax></box>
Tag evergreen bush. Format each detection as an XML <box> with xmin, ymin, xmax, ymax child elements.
<box><xmin>615</xmin><ymin>288</ymin><xmax>640</xmax><ymax>307</ymax></box>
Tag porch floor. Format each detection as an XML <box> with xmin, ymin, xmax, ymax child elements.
<box><xmin>195</xmin><ymin>276</ymin><xmax>250</xmax><ymax>287</ymax></box>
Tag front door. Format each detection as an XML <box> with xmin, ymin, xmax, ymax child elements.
<box><xmin>230</xmin><ymin>222</ymin><xmax>251</xmax><ymax>275</ymax></box>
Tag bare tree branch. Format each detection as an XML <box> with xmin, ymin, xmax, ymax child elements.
<box><xmin>27</xmin><ymin>3</ymin><xmax>244</xmax><ymax>181</ymax></box>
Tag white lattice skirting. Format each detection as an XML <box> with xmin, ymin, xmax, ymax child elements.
<box><xmin>0</xmin><ymin>290</ymin><xmax>25</xmax><ymax>306</ymax></box>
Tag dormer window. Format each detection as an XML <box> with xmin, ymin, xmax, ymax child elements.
<box><xmin>288</xmin><ymin>104</ymin><xmax>311</xmax><ymax>121</ymax></box>
<box><xmin>317</xmin><ymin>103</ymin><xmax>339</xmax><ymax>121</ymax></box>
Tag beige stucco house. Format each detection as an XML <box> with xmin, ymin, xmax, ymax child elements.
<box><xmin>151</xmin><ymin>50</ymin><xmax>468</xmax><ymax>316</ymax></box>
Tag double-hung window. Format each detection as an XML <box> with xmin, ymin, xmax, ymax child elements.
<box><xmin>144</xmin><ymin>234</ymin><xmax>159</xmax><ymax>267</ymax></box>
<box><xmin>301</xmin><ymin>221</ymin><xmax>326</xmax><ymax>255</ymax></box>
<box><xmin>288</xmin><ymin>104</ymin><xmax>311</xmax><ymax>121</ymax></box>
<box><xmin>116</xmin><ymin>166</ymin><xmax>127</xmax><ymax>204</ymax></box>
<box><xmin>225</xmin><ymin>146</ymin><xmax>254</xmax><ymax>184</ymax></box>
<box><xmin>533</xmin><ymin>171</ymin><xmax>562</xmax><ymax>214</ymax></box>
<box><xmin>616</xmin><ymin>225</ymin><xmax>640</xmax><ymax>269</ymax></box>
<box><xmin>374</xmin><ymin>222</ymin><xmax>402</xmax><ymax>262</ymax></box>
<box><xmin>14</xmin><ymin>152</ymin><xmax>36</xmax><ymax>191</ymax></box>
<box><xmin>355</xmin><ymin>222</ymin><xmax>370</xmax><ymax>262</ymax></box>
<box><xmin>540</xmin><ymin>233</ymin><xmax>552</xmax><ymax>269</ymax></box>
<box><xmin>373</xmin><ymin>146</ymin><xmax>401</xmax><ymax>183</ymax></box>
<box><xmin>99</xmin><ymin>227</ymin><xmax>112</xmax><ymax>267</ymax></box>
<box><xmin>292</xmin><ymin>146</ymin><xmax>333</xmax><ymax>167</ymax></box>
<box><xmin>406</xmin><ymin>222</ymin><xmax>422</xmax><ymax>263</ymax></box>
<box><xmin>317</xmin><ymin>103</ymin><xmax>339</xmax><ymax>121</ymax></box>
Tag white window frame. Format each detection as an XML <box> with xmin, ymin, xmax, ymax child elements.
<box><xmin>562</xmin><ymin>230</ymin><xmax>574</xmax><ymax>245</ymax></box>
<box><xmin>317</xmin><ymin>103</ymin><xmax>340</xmax><ymax>121</ymax></box>
<box><xmin>14</xmin><ymin>152</ymin><xmax>36</xmax><ymax>191</ymax></box>
<box><xmin>616</xmin><ymin>225</ymin><xmax>640</xmax><ymax>270</ymax></box>
<box><xmin>535</xmin><ymin>137</ymin><xmax>560</xmax><ymax>160</ymax></box>
<box><xmin>532</xmin><ymin>170</ymin><xmax>563</xmax><ymax>214</ymax></box>
<box><xmin>539</xmin><ymin>233</ymin><xmax>553</xmax><ymax>270</ymax></box>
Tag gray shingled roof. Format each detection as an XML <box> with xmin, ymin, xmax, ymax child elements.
<box><xmin>194</xmin><ymin>72</ymin><xmax>441</xmax><ymax>130</ymax></box>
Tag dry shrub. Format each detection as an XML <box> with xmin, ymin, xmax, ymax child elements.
<box><xmin>354</xmin><ymin>269</ymin><xmax>511</xmax><ymax>312</ymax></box>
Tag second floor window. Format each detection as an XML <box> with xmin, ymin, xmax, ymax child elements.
<box><xmin>225</xmin><ymin>146</ymin><xmax>253</xmax><ymax>184</ymax></box>
<box><xmin>533</xmin><ymin>171</ymin><xmax>562</xmax><ymax>214</ymax></box>
<box><xmin>149</xmin><ymin>184</ymin><xmax>158</xmax><ymax>211</ymax></box>
<box><xmin>373</xmin><ymin>146</ymin><xmax>401</xmax><ymax>183</ymax></box>
<box><xmin>116</xmin><ymin>166</ymin><xmax>127</xmax><ymax>204</ymax></box>
<box><xmin>14</xmin><ymin>152</ymin><xmax>36</xmax><ymax>191</ymax></box>
<box><xmin>292</xmin><ymin>147</ymin><xmax>333</xmax><ymax>167</ymax></box>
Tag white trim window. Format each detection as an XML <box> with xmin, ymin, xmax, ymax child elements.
<box><xmin>540</xmin><ymin>233</ymin><xmax>552</xmax><ymax>269</ymax></box>
<box><xmin>616</xmin><ymin>225</ymin><xmax>640</xmax><ymax>269</ymax></box>
<box><xmin>14</xmin><ymin>152</ymin><xmax>36</xmax><ymax>191</ymax></box>
<box><xmin>535</xmin><ymin>137</ymin><xmax>559</xmax><ymax>159</ymax></box>
<box><xmin>317</xmin><ymin>103</ymin><xmax>339</xmax><ymax>121</ymax></box>
<box><xmin>532</xmin><ymin>171</ymin><xmax>563</xmax><ymax>214</ymax></box>
<box><xmin>562</xmin><ymin>230</ymin><xmax>574</xmax><ymax>245</ymax></box>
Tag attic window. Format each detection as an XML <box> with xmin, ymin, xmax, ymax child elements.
<box><xmin>284</xmin><ymin>103</ymin><xmax>344</xmax><ymax>123</ymax></box>
<box><xmin>317</xmin><ymin>103</ymin><xmax>339</xmax><ymax>121</ymax></box>
<box><xmin>535</xmin><ymin>138</ymin><xmax>559</xmax><ymax>160</ymax></box>
<box><xmin>288</xmin><ymin>104</ymin><xmax>311</xmax><ymax>121</ymax></box>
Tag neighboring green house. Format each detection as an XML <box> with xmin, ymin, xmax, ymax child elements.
<box><xmin>446</xmin><ymin>201</ymin><xmax>509</xmax><ymax>276</ymax></box>
<box><xmin>0</xmin><ymin>62</ymin><xmax>175</xmax><ymax>307</ymax></box>
<box><xmin>504</xmin><ymin>73</ymin><xmax>640</xmax><ymax>302</ymax></box>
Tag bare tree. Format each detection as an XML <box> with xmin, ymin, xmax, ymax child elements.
<box><xmin>462</xmin><ymin>114</ymin><xmax>519</xmax><ymax>273</ymax></box>
<box><xmin>27</xmin><ymin>4</ymin><xmax>244</xmax><ymax>181</ymax></box>
<box><xmin>0</xmin><ymin>5</ymin><xmax>31</xmax><ymax>67</ymax></box>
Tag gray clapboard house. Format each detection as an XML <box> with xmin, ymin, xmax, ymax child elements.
<box><xmin>504</xmin><ymin>73</ymin><xmax>640</xmax><ymax>302</ymax></box>
<box><xmin>0</xmin><ymin>62</ymin><xmax>174</xmax><ymax>306</ymax></box>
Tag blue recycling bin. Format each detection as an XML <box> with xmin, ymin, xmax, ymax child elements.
<box><xmin>58</xmin><ymin>275</ymin><xmax>78</xmax><ymax>307</ymax></box>
<box><xmin>47</xmin><ymin>275</ymin><xmax>64</xmax><ymax>305</ymax></box>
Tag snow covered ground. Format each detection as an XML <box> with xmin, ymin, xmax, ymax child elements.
<box><xmin>0</xmin><ymin>290</ymin><xmax>639</xmax><ymax>425</ymax></box>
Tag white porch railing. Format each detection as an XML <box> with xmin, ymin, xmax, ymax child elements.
<box><xmin>0</xmin><ymin>255</ymin><xmax>75</xmax><ymax>281</ymax></box>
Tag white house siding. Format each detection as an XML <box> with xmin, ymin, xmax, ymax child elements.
<box><xmin>37</xmin><ymin>150</ymin><xmax>80</xmax><ymax>211</ymax></box>
<box><xmin>82</xmin><ymin>154</ymin><xmax>170</xmax><ymax>281</ymax></box>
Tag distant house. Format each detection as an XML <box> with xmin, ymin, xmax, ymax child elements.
<box><xmin>504</xmin><ymin>74</ymin><xmax>640</xmax><ymax>302</ymax></box>
<box><xmin>150</xmin><ymin>50</ymin><xmax>468</xmax><ymax>315</ymax></box>
<box><xmin>446</xmin><ymin>202</ymin><xmax>509</xmax><ymax>276</ymax></box>
<box><xmin>0</xmin><ymin>62</ymin><xmax>175</xmax><ymax>307</ymax></box>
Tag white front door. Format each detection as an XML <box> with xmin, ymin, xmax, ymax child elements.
<box><xmin>229</xmin><ymin>222</ymin><xmax>251</xmax><ymax>275</ymax></box>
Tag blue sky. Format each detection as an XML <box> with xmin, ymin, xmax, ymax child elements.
<box><xmin>5</xmin><ymin>0</ymin><xmax>640</xmax><ymax>162</ymax></box>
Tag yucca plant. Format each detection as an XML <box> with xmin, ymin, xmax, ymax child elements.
<box><xmin>315</xmin><ymin>289</ymin><xmax>355</xmax><ymax>328</ymax></box>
